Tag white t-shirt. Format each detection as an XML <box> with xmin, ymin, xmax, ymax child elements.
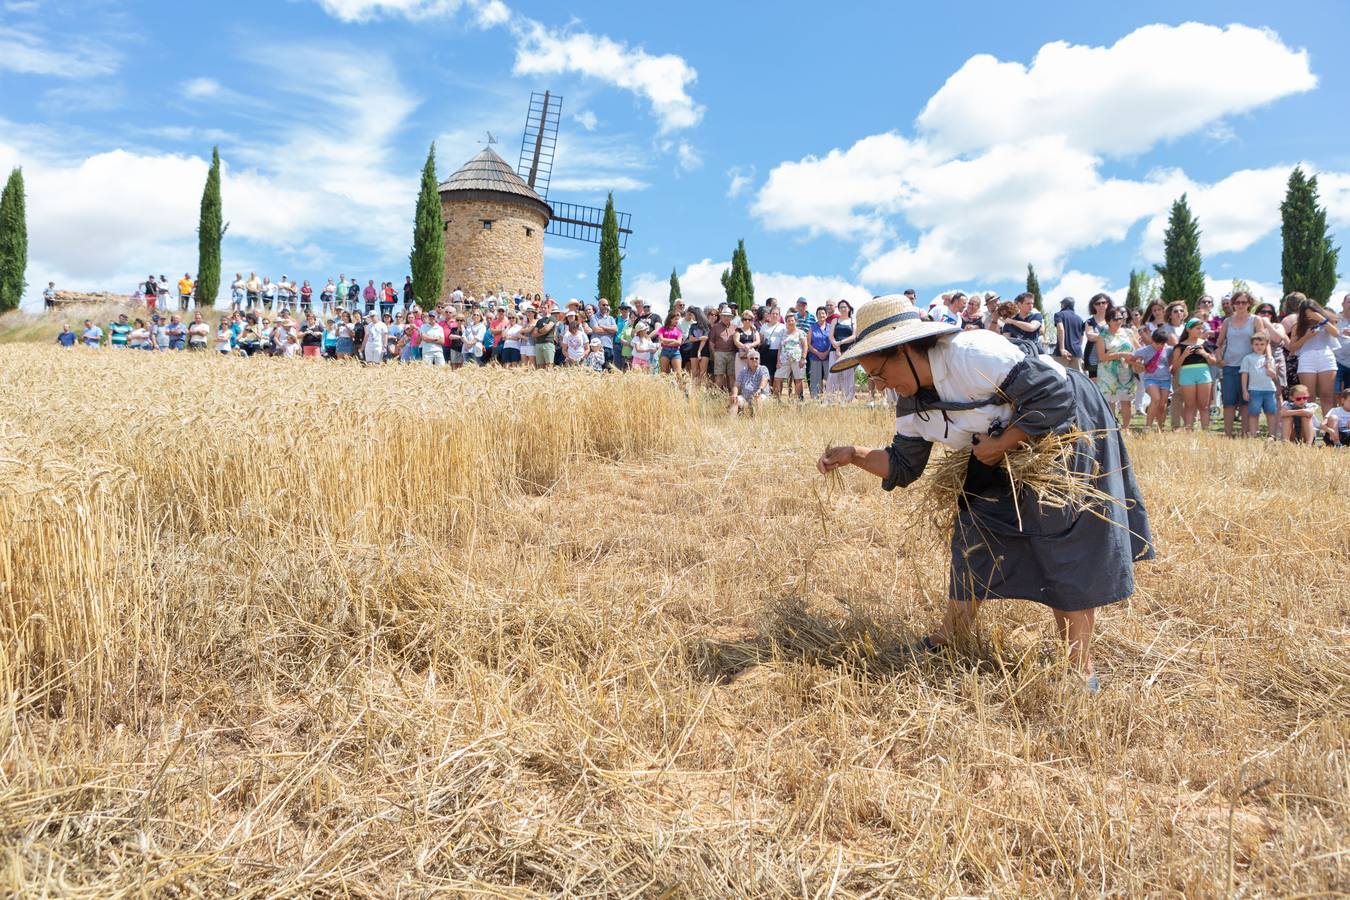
<box><xmin>504</xmin><ymin>324</ymin><xmax>523</xmax><ymax>350</ymax></box>
<box><xmin>1327</xmin><ymin>405</ymin><xmax>1350</xmax><ymax>432</ymax></box>
<box><xmin>760</xmin><ymin>321</ymin><xmax>787</xmax><ymax>350</ymax></box>
<box><xmin>420</xmin><ymin>323</ymin><xmax>444</xmax><ymax>344</ymax></box>
<box><xmin>562</xmin><ymin>329</ymin><xmax>588</xmax><ymax>361</ymax></box>
<box><xmin>896</xmin><ymin>330</ymin><xmax>1066</xmax><ymax>450</ymax></box>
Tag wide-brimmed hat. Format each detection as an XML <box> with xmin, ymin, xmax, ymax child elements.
<box><xmin>828</xmin><ymin>294</ymin><xmax>960</xmax><ymax>373</ymax></box>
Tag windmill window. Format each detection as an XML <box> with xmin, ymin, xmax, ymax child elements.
<box><xmin>481</xmin><ymin>219</ymin><xmax>493</xmax><ymax>230</ymax></box>
<box><xmin>524</xmin><ymin>226</ymin><xmax>534</xmax><ymax>237</ymax></box>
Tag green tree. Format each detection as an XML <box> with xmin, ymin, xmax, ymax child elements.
<box><xmin>1025</xmin><ymin>263</ymin><xmax>1042</xmax><ymax>312</ymax></box>
<box><xmin>1153</xmin><ymin>194</ymin><xmax>1205</xmax><ymax>308</ymax></box>
<box><xmin>0</xmin><ymin>167</ymin><xmax>27</xmax><ymax>313</ymax></box>
<box><xmin>721</xmin><ymin>240</ymin><xmax>755</xmax><ymax>312</ymax></box>
<box><xmin>667</xmin><ymin>267</ymin><xmax>682</xmax><ymax>308</ymax></box>
<box><xmin>738</xmin><ymin>239</ymin><xmax>754</xmax><ymax>310</ymax></box>
<box><xmin>409</xmin><ymin>142</ymin><xmax>445</xmax><ymax>306</ymax></box>
<box><xmin>596</xmin><ymin>192</ymin><xmax>622</xmax><ymax>306</ymax></box>
<box><xmin>1125</xmin><ymin>269</ymin><xmax>1146</xmax><ymax>311</ymax></box>
<box><xmin>1280</xmin><ymin>166</ymin><xmax>1340</xmax><ymax>303</ymax></box>
<box><xmin>195</xmin><ymin>147</ymin><xmax>225</xmax><ymax>309</ymax></box>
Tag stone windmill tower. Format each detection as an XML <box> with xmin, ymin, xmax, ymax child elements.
<box><xmin>439</xmin><ymin>91</ymin><xmax>632</xmax><ymax>300</ymax></box>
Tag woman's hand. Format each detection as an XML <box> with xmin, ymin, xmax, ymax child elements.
<box><xmin>970</xmin><ymin>434</ymin><xmax>1008</xmax><ymax>465</ymax></box>
<box><xmin>817</xmin><ymin>446</ymin><xmax>856</xmax><ymax>474</ymax></box>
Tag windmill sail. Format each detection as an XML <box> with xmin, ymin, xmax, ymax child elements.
<box><xmin>546</xmin><ymin>201</ymin><xmax>632</xmax><ymax>247</ymax></box>
<box><xmin>516</xmin><ymin>91</ymin><xmax>561</xmax><ymax>201</ymax></box>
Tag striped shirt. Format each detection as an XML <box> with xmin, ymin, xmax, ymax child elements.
<box><xmin>108</xmin><ymin>322</ymin><xmax>131</xmax><ymax>347</ymax></box>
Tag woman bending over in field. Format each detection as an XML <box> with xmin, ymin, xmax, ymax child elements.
<box><xmin>817</xmin><ymin>295</ymin><xmax>1154</xmax><ymax>692</ymax></box>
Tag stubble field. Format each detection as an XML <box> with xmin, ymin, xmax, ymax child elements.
<box><xmin>0</xmin><ymin>345</ymin><xmax>1345</xmax><ymax>897</ymax></box>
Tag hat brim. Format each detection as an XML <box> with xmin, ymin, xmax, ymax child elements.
<box><xmin>828</xmin><ymin>320</ymin><xmax>960</xmax><ymax>372</ymax></box>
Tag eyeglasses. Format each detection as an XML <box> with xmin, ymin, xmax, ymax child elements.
<box><xmin>1093</xmin><ymin>301</ymin><xmax>1108</xmax><ymax>307</ymax></box>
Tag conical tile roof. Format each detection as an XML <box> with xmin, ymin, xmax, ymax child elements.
<box><xmin>438</xmin><ymin>147</ymin><xmax>552</xmax><ymax>219</ymax></box>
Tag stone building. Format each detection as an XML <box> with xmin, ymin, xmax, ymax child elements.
<box><xmin>439</xmin><ymin>147</ymin><xmax>551</xmax><ymax>300</ymax></box>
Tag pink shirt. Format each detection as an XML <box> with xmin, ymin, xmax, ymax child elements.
<box><xmin>658</xmin><ymin>326</ymin><xmax>682</xmax><ymax>346</ymax></box>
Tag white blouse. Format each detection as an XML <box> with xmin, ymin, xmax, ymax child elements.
<box><xmin>896</xmin><ymin>330</ymin><xmax>1067</xmax><ymax>450</ymax></box>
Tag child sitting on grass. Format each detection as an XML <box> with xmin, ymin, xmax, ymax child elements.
<box><xmin>1240</xmin><ymin>333</ymin><xmax>1280</xmax><ymax>438</ymax></box>
<box><xmin>1280</xmin><ymin>384</ymin><xmax>1322</xmax><ymax>444</ymax></box>
<box><xmin>1322</xmin><ymin>388</ymin><xmax>1350</xmax><ymax>447</ymax></box>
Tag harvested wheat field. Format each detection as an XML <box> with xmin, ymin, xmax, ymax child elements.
<box><xmin>0</xmin><ymin>345</ymin><xmax>1345</xmax><ymax>897</ymax></box>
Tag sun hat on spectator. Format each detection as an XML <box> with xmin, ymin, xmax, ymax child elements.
<box><xmin>828</xmin><ymin>293</ymin><xmax>960</xmax><ymax>372</ymax></box>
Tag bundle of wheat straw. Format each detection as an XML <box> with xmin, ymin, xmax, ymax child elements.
<box><xmin>919</xmin><ymin>427</ymin><xmax>1121</xmax><ymax>531</ymax></box>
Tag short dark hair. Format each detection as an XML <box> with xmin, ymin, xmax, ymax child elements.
<box><xmin>1060</xmin><ymin>297</ymin><xmax>1075</xmax><ymax>309</ymax></box>
<box><xmin>1014</xmin><ymin>292</ymin><xmax>1034</xmax><ymax>305</ymax></box>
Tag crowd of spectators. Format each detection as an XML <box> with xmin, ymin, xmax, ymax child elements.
<box><xmin>46</xmin><ymin>272</ymin><xmax>1350</xmax><ymax>444</ymax></box>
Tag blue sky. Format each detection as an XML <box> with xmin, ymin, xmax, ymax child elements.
<box><xmin>2</xmin><ymin>0</ymin><xmax>1349</xmax><ymax>312</ymax></box>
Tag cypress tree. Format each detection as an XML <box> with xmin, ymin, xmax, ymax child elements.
<box><xmin>1025</xmin><ymin>263</ymin><xmax>1042</xmax><ymax>312</ymax></box>
<box><xmin>721</xmin><ymin>240</ymin><xmax>755</xmax><ymax>312</ymax></box>
<box><xmin>596</xmin><ymin>192</ymin><xmax>622</xmax><ymax>306</ymax></box>
<box><xmin>1125</xmin><ymin>269</ymin><xmax>1146</xmax><ymax>311</ymax></box>
<box><xmin>195</xmin><ymin>147</ymin><xmax>224</xmax><ymax>309</ymax></box>
<box><xmin>668</xmin><ymin>267</ymin><xmax>682</xmax><ymax>308</ymax></box>
<box><xmin>409</xmin><ymin>143</ymin><xmax>445</xmax><ymax>306</ymax></box>
<box><xmin>1280</xmin><ymin>166</ymin><xmax>1340</xmax><ymax>303</ymax></box>
<box><xmin>1153</xmin><ymin>194</ymin><xmax>1205</xmax><ymax>307</ymax></box>
<box><xmin>0</xmin><ymin>167</ymin><xmax>27</xmax><ymax>313</ymax></box>
<box><xmin>738</xmin><ymin>239</ymin><xmax>754</xmax><ymax>311</ymax></box>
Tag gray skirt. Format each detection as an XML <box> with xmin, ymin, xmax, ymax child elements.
<box><xmin>950</xmin><ymin>370</ymin><xmax>1154</xmax><ymax>609</ymax></box>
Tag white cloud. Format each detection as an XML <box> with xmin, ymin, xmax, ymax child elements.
<box><xmin>0</xmin><ymin>24</ymin><xmax>119</xmax><ymax>77</ymax></box>
<box><xmin>754</xmin><ymin>22</ymin><xmax>1339</xmax><ymax>289</ymax></box>
<box><xmin>543</xmin><ymin>245</ymin><xmax>583</xmax><ymax>260</ymax></box>
<box><xmin>726</xmin><ymin>165</ymin><xmax>755</xmax><ymax>199</ymax></box>
<box><xmin>549</xmin><ymin>175</ymin><xmax>648</xmax><ymax>192</ymax></box>
<box><xmin>315</xmin><ymin>0</ymin><xmax>470</xmax><ymax>22</ymax></box>
<box><xmin>675</xmin><ymin>141</ymin><xmax>702</xmax><ymax>172</ymax></box>
<box><xmin>573</xmin><ymin>109</ymin><xmax>598</xmax><ymax>131</ymax></box>
<box><xmin>181</xmin><ymin>77</ymin><xmax>222</xmax><ymax>99</ymax></box>
<box><xmin>627</xmin><ymin>259</ymin><xmax>872</xmax><ymax>315</ymax></box>
<box><xmin>511</xmin><ymin>20</ymin><xmax>703</xmax><ymax>134</ymax></box>
<box><xmin>1041</xmin><ymin>271</ymin><xmax>1128</xmax><ymax>317</ymax></box>
<box><xmin>2</xmin><ymin>43</ymin><xmax>422</xmax><ymax>307</ymax></box>
<box><xmin>310</xmin><ymin>0</ymin><xmax>702</xmax><ymax>136</ymax></box>
<box><xmin>917</xmin><ymin>23</ymin><xmax>1315</xmax><ymax>157</ymax></box>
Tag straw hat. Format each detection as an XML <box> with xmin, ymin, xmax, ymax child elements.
<box><xmin>828</xmin><ymin>294</ymin><xmax>960</xmax><ymax>372</ymax></box>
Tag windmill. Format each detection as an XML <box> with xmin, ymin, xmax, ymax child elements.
<box><xmin>437</xmin><ymin>91</ymin><xmax>634</xmax><ymax>299</ymax></box>
<box><xmin>515</xmin><ymin>90</ymin><xmax>633</xmax><ymax>248</ymax></box>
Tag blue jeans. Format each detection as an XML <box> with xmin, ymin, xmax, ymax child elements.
<box><xmin>1336</xmin><ymin>363</ymin><xmax>1350</xmax><ymax>394</ymax></box>
<box><xmin>1220</xmin><ymin>366</ymin><xmax>1244</xmax><ymax>407</ymax></box>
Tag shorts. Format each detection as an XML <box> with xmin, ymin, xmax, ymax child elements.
<box><xmin>521</xmin><ymin>345</ymin><xmax>535</xmax><ymax>358</ymax></box>
<box><xmin>1142</xmin><ymin>378</ymin><xmax>1171</xmax><ymax>395</ymax></box>
<box><xmin>534</xmin><ymin>342</ymin><xmax>554</xmax><ymax>363</ymax></box>
<box><xmin>713</xmin><ymin>350</ymin><xmax>736</xmax><ymax>377</ymax></box>
<box><xmin>1178</xmin><ymin>364</ymin><xmax>1213</xmax><ymax>386</ymax></box>
<box><xmin>660</xmin><ymin>346</ymin><xmax>681</xmax><ymax>360</ymax></box>
<box><xmin>448</xmin><ymin>348</ymin><xmax>463</xmax><ymax>365</ymax></box>
<box><xmin>302</xmin><ymin>345</ymin><xmax>319</xmax><ymax>357</ymax></box>
<box><xmin>423</xmin><ymin>345</ymin><xmax>445</xmax><ymax>366</ymax></box>
<box><xmin>1296</xmin><ymin>350</ymin><xmax>1336</xmax><ymax>375</ymax></box>
<box><xmin>335</xmin><ymin>337</ymin><xmax>354</xmax><ymax>354</ymax></box>
<box><xmin>1246</xmin><ymin>390</ymin><xmax>1277</xmax><ymax>416</ymax></box>
<box><xmin>1220</xmin><ymin>366</ymin><xmax>1244</xmax><ymax>406</ymax></box>
<box><xmin>775</xmin><ymin>355</ymin><xmax>806</xmax><ymax>380</ymax></box>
